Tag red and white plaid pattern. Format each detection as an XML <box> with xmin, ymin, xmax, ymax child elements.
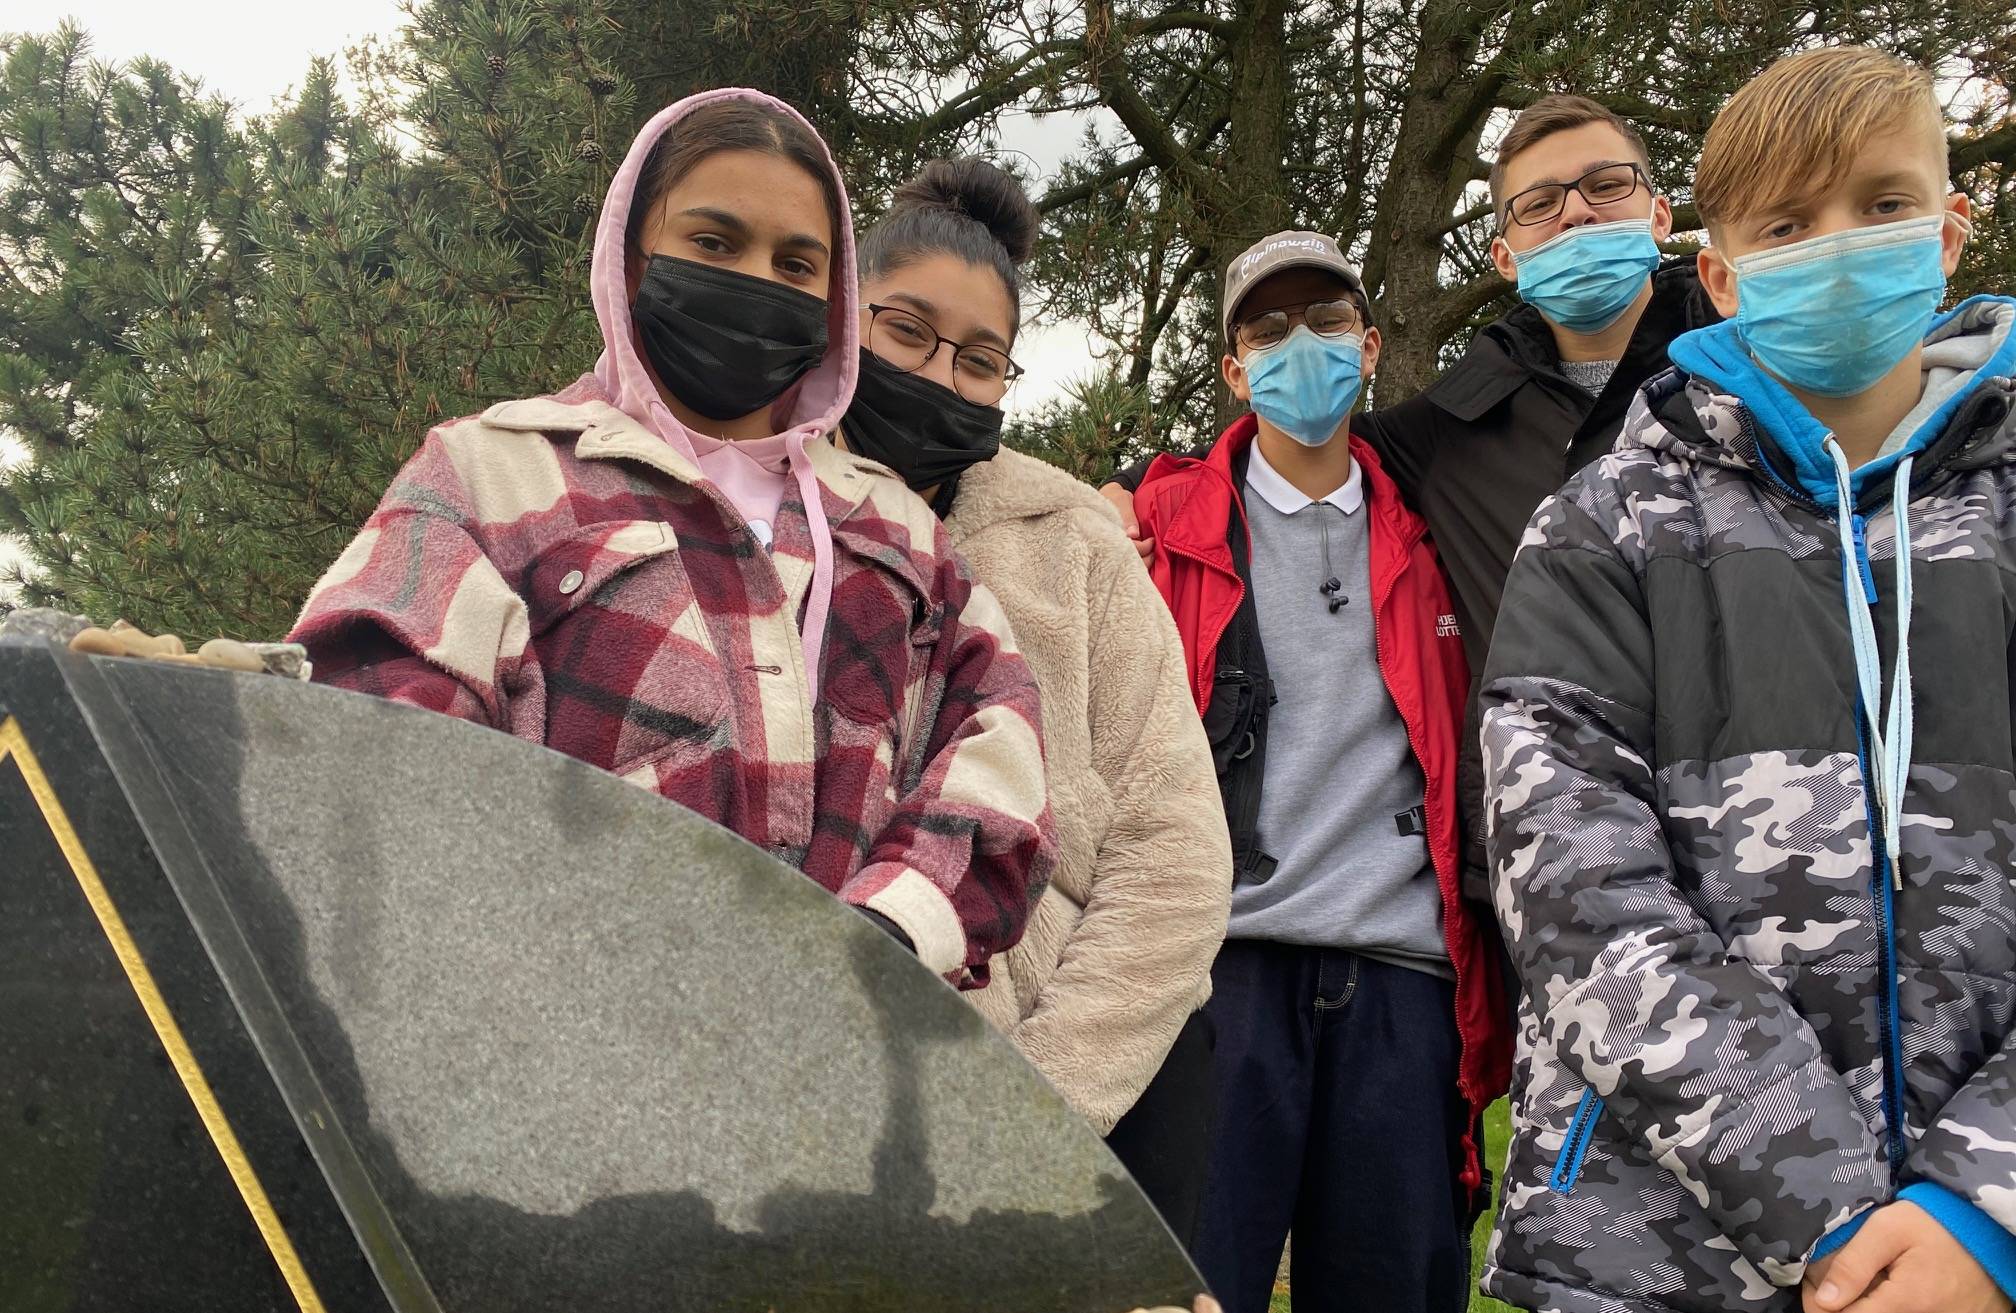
<box><xmin>290</xmin><ymin>378</ymin><xmax>1054</xmax><ymax>983</ymax></box>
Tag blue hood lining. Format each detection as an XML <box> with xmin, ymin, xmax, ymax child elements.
<box><xmin>1667</xmin><ymin>295</ymin><xmax>2016</xmax><ymax>508</ymax></box>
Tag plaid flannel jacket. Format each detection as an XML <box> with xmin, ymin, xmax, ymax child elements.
<box><xmin>290</xmin><ymin>380</ymin><xmax>1055</xmax><ymax>983</ymax></box>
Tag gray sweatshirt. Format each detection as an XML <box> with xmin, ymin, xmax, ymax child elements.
<box><xmin>1228</xmin><ymin>445</ymin><xmax>1450</xmax><ymax>977</ymax></box>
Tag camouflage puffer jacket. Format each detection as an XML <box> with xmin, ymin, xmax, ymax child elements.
<box><xmin>1479</xmin><ymin>336</ymin><xmax>2016</xmax><ymax>1312</ymax></box>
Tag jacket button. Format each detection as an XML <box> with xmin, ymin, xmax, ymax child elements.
<box><xmin>558</xmin><ymin>570</ymin><xmax>585</xmax><ymax>595</ymax></box>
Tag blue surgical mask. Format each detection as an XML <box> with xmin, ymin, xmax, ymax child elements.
<box><xmin>1510</xmin><ymin>219</ymin><xmax>1663</xmax><ymax>333</ymax></box>
<box><xmin>1242</xmin><ymin>326</ymin><xmax>1364</xmax><ymax>446</ymax></box>
<box><xmin>1730</xmin><ymin>213</ymin><xmax>1948</xmax><ymax>398</ymax></box>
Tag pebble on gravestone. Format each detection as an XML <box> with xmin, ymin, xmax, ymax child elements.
<box><xmin>0</xmin><ymin>607</ymin><xmax>94</xmax><ymax>647</ymax></box>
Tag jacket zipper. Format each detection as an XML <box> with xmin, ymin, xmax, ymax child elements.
<box><xmin>1857</xmin><ymin>711</ymin><xmax>1909</xmax><ymax>1169</ymax></box>
<box><xmin>1850</xmin><ymin>514</ymin><xmax>1879</xmax><ymax>604</ymax></box>
<box><xmin>1550</xmin><ymin>1087</ymin><xmax>1606</xmax><ymax>1194</ymax></box>
<box><xmin>1750</xmin><ymin>444</ymin><xmax>1910</xmax><ymax>1166</ymax></box>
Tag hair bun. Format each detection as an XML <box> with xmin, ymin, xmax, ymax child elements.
<box><xmin>891</xmin><ymin>158</ymin><xmax>1038</xmax><ymax>265</ymax></box>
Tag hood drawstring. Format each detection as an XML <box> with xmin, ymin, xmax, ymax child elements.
<box><xmin>787</xmin><ymin>432</ymin><xmax>834</xmax><ymax>701</ymax></box>
<box><xmin>1826</xmin><ymin>439</ymin><xmax>1915</xmax><ymax>891</ymax></box>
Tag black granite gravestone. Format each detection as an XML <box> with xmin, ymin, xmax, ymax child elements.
<box><xmin>0</xmin><ymin>637</ymin><xmax>1205</xmax><ymax>1313</ymax></box>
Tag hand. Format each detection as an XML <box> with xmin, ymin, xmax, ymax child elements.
<box><xmin>1099</xmin><ymin>481</ymin><xmax>1154</xmax><ymax>561</ymax></box>
<box><xmin>1802</xmin><ymin>1254</ymin><xmax>1835</xmax><ymax>1312</ymax></box>
<box><xmin>1805</xmin><ymin>1201</ymin><xmax>2010</xmax><ymax>1313</ymax></box>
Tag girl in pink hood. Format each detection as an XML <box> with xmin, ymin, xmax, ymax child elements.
<box><xmin>291</xmin><ymin>91</ymin><xmax>1055</xmax><ymax>984</ymax></box>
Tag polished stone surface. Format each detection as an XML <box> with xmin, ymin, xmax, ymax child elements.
<box><xmin>0</xmin><ymin>638</ymin><xmax>1202</xmax><ymax>1311</ymax></box>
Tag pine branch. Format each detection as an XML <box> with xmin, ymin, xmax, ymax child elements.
<box><xmin>1136</xmin><ymin>242</ymin><xmax>1213</xmax><ymax>370</ymax></box>
<box><xmin>1952</xmin><ymin>121</ymin><xmax>2016</xmax><ymax>174</ymax></box>
<box><xmin>1083</xmin><ymin>11</ymin><xmax>1223</xmax><ymax>208</ymax></box>
<box><xmin>1419</xmin><ymin>269</ymin><xmax>1515</xmax><ymax>343</ymax></box>
<box><xmin>1127</xmin><ymin>11</ymin><xmax>1237</xmax><ymax>40</ymax></box>
<box><xmin>881</xmin><ymin>40</ymin><xmax>1085</xmax><ymax>143</ymax></box>
<box><xmin>1439</xmin><ymin>199</ymin><xmax>1493</xmax><ymax>235</ymax></box>
<box><xmin>1039</xmin><ymin>154</ymin><xmax>1152</xmax><ymax>212</ymax></box>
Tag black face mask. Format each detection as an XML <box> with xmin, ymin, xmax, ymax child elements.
<box><xmin>631</xmin><ymin>256</ymin><xmax>830</xmax><ymax>422</ymax></box>
<box><xmin>844</xmin><ymin>350</ymin><xmax>1004</xmax><ymax>492</ymax></box>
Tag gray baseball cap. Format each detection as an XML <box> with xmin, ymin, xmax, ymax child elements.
<box><xmin>1222</xmin><ymin>230</ymin><xmax>1363</xmax><ymax>340</ymax></box>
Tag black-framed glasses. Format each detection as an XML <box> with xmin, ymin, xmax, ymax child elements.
<box><xmin>1234</xmin><ymin>297</ymin><xmax>1365</xmax><ymax>352</ymax></box>
<box><xmin>864</xmin><ymin>304</ymin><xmax>1025</xmax><ymax>406</ymax></box>
<box><xmin>1501</xmin><ymin>162</ymin><xmax>1649</xmax><ymax>228</ymax></box>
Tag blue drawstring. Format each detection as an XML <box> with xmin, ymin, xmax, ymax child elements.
<box><xmin>1826</xmin><ymin>440</ymin><xmax>1915</xmax><ymax>890</ymax></box>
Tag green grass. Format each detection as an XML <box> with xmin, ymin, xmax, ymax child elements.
<box><xmin>1267</xmin><ymin>1098</ymin><xmax>1518</xmax><ymax>1312</ymax></box>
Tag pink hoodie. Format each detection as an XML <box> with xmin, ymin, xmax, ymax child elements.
<box><xmin>589</xmin><ymin>87</ymin><xmax>859</xmax><ymax>694</ymax></box>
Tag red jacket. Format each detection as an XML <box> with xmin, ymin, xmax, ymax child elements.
<box><xmin>1133</xmin><ymin>414</ymin><xmax>1511</xmax><ymax>1194</ymax></box>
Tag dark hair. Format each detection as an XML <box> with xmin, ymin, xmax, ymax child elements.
<box><xmin>858</xmin><ymin>158</ymin><xmax>1038</xmax><ymax>338</ymax></box>
<box><xmin>1489</xmin><ymin>94</ymin><xmax>1653</xmax><ymax>219</ymax></box>
<box><xmin>624</xmin><ymin>99</ymin><xmax>842</xmax><ymax>262</ymax></box>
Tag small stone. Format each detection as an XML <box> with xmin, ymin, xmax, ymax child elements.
<box><xmin>69</xmin><ymin>627</ymin><xmax>125</xmax><ymax>657</ymax></box>
<box><xmin>197</xmin><ymin>638</ymin><xmax>265</xmax><ymax>673</ymax></box>
<box><xmin>246</xmin><ymin>642</ymin><xmax>310</xmax><ymax>681</ymax></box>
<box><xmin>0</xmin><ymin>608</ymin><xmax>93</xmax><ymax>647</ymax></box>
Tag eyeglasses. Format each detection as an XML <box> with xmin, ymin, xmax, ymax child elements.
<box><xmin>864</xmin><ymin>304</ymin><xmax>1024</xmax><ymax>406</ymax></box>
<box><xmin>1501</xmin><ymin>162</ymin><xmax>1650</xmax><ymax>228</ymax></box>
<box><xmin>1234</xmin><ymin>298</ymin><xmax>1365</xmax><ymax>352</ymax></box>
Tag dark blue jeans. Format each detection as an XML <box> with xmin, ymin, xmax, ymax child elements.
<box><xmin>1194</xmin><ymin>940</ymin><xmax>1470</xmax><ymax>1313</ymax></box>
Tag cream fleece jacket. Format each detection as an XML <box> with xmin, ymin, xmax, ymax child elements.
<box><xmin>947</xmin><ymin>448</ymin><xmax>1231</xmax><ymax>1134</ymax></box>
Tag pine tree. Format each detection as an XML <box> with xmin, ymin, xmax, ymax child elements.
<box><xmin>0</xmin><ymin>0</ymin><xmax>859</xmax><ymax>635</ymax></box>
<box><xmin>842</xmin><ymin>0</ymin><xmax>2016</xmax><ymax>433</ymax></box>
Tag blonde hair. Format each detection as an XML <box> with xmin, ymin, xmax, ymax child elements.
<box><xmin>1695</xmin><ymin>47</ymin><xmax>1945</xmax><ymax>230</ymax></box>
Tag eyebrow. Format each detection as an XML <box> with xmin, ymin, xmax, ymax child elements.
<box><xmin>678</xmin><ymin>207</ymin><xmax>830</xmax><ymax>258</ymax></box>
<box><xmin>777</xmin><ymin>232</ymin><xmax>832</xmax><ymax>258</ymax></box>
<box><xmin>1858</xmin><ymin>171</ymin><xmax>1929</xmax><ymax>193</ymax></box>
<box><xmin>1519</xmin><ymin>159</ymin><xmax>1632</xmax><ymax>190</ymax></box>
<box><xmin>679</xmin><ymin>206</ymin><xmax>750</xmax><ymax>235</ymax></box>
<box><xmin>883</xmin><ymin>291</ymin><xmax>1011</xmax><ymax>351</ymax></box>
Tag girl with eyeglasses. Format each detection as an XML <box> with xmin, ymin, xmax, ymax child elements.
<box><xmin>840</xmin><ymin>159</ymin><xmax>1232</xmax><ymax>1245</ymax></box>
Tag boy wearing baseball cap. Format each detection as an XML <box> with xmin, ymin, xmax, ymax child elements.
<box><xmin>1131</xmin><ymin>232</ymin><xmax>1510</xmax><ymax>1313</ymax></box>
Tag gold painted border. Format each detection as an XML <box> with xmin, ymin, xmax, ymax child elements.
<box><xmin>1</xmin><ymin>715</ymin><xmax>327</xmax><ymax>1312</ymax></box>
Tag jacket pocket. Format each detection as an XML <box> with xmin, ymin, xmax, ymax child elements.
<box><xmin>524</xmin><ymin>519</ymin><xmax>726</xmax><ymax>777</ymax></box>
<box><xmin>825</xmin><ymin>558</ymin><xmax>941</xmax><ymax>762</ymax></box>
<box><xmin>524</xmin><ymin>520</ymin><xmax>686</xmax><ymax>635</ymax></box>
<box><xmin>1549</xmin><ymin>1086</ymin><xmax>1606</xmax><ymax>1195</ymax></box>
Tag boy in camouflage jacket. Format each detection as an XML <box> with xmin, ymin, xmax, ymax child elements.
<box><xmin>1481</xmin><ymin>48</ymin><xmax>2016</xmax><ymax>1313</ymax></box>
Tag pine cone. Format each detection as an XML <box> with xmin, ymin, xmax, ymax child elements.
<box><xmin>486</xmin><ymin>54</ymin><xmax>507</xmax><ymax>79</ymax></box>
<box><xmin>587</xmin><ymin>71</ymin><xmax>618</xmax><ymax>96</ymax></box>
<box><xmin>575</xmin><ymin>138</ymin><xmax>604</xmax><ymax>163</ymax></box>
<box><xmin>573</xmin><ymin>194</ymin><xmax>598</xmax><ymax>216</ymax></box>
